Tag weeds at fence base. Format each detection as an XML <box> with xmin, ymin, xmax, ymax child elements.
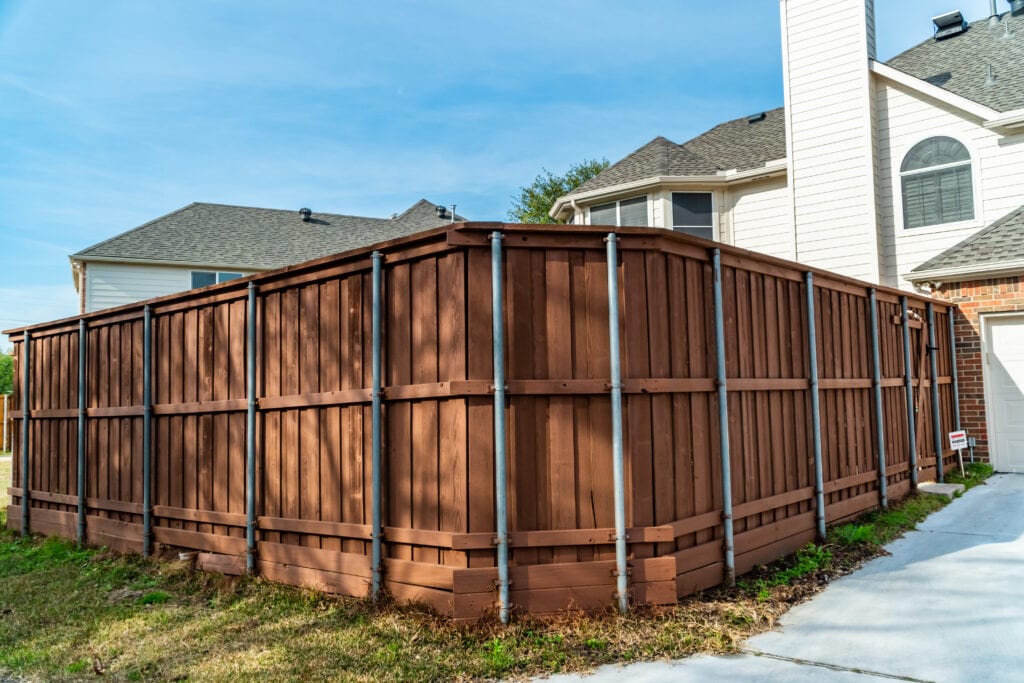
<box><xmin>0</xmin><ymin>471</ymin><xmax>993</xmax><ymax>681</ymax></box>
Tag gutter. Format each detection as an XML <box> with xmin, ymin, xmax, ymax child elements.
<box><xmin>72</xmin><ymin>254</ymin><xmax>264</xmax><ymax>273</ymax></box>
<box><xmin>905</xmin><ymin>258</ymin><xmax>1024</xmax><ymax>284</ymax></box>
<box><xmin>549</xmin><ymin>159</ymin><xmax>788</xmax><ymax>221</ymax></box>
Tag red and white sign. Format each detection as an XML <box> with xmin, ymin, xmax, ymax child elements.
<box><xmin>948</xmin><ymin>430</ymin><xmax>968</xmax><ymax>451</ymax></box>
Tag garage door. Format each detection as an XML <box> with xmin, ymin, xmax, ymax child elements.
<box><xmin>986</xmin><ymin>315</ymin><xmax>1024</xmax><ymax>473</ymax></box>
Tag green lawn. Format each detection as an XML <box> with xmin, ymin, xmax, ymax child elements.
<box><xmin>0</xmin><ymin>469</ymin><xmax>991</xmax><ymax>682</ymax></box>
<box><xmin>0</xmin><ymin>455</ymin><xmax>10</xmax><ymax>520</ymax></box>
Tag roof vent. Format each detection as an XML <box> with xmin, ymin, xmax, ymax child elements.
<box><xmin>932</xmin><ymin>10</ymin><xmax>967</xmax><ymax>39</ymax></box>
<box><xmin>435</xmin><ymin>205</ymin><xmax>447</xmax><ymax>219</ymax></box>
<box><xmin>1011</xmin><ymin>0</ymin><xmax>1024</xmax><ymax>15</ymax></box>
<box><xmin>299</xmin><ymin>207</ymin><xmax>312</xmax><ymax>222</ymax></box>
<box><xmin>746</xmin><ymin>112</ymin><xmax>767</xmax><ymax>123</ymax></box>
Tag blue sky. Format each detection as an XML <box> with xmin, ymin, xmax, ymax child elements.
<box><xmin>0</xmin><ymin>0</ymin><xmax>995</xmax><ymax>348</ymax></box>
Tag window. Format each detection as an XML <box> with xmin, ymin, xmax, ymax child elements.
<box><xmin>672</xmin><ymin>192</ymin><xmax>714</xmax><ymax>240</ymax></box>
<box><xmin>190</xmin><ymin>271</ymin><xmax>243</xmax><ymax>289</ymax></box>
<box><xmin>589</xmin><ymin>196</ymin><xmax>649</xmax><ymax>226</ymax></box>
<box><xmin>900</xmin><ymin>137</ymin><xmax>974</xmax><ymax>229</ymax></box>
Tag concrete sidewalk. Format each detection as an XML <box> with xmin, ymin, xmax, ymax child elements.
<box><xmin>547</xmin><ymin>474</ymin><xmax>1024</xmax><ymax>682</ymax></box>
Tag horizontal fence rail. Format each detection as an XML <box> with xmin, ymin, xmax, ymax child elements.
<box><xmin>3</xmin><ymin>223</ymin><xmax>958</xmax><ymax>620</ymax></box>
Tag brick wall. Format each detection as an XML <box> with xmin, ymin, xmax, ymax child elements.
<box><xmin>933</xmin><ymin>275</ymin><xmax>1024</xmax><ymax>462</ymax></box>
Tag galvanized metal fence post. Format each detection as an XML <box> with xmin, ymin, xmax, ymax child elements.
<box><xmin>2</xmin><ymin>394</ymin><xmax>7</xmax><ymax>454</ymax></box>
<box><xmin>490</xmin><ymin>232</ymin><xmax>511</xmax><ymax>624</ymax></box>
<box><xmin>927</xmin><ymin>303</ymin><xmax>944</xmax><ymax>483</ymax></box>
<box><xmin>246</xmin><ymin>283</ymin><xmax>258</xmax><ymax>574</ymax></box>
<box><xmin>605</xmin><ymin>234</ymin><xmax>628</xmax><ymax>613</ymax></box>
<box><xmin>77</xmin><ymin>320</ymin><xmax>87</xmax><ymax>545</ymax></box>
<box><xmin>370</xmin><ymin>252</ymin><xmax>384</xmax><ymax>602</ymax></box>
<box><xmin>142</xmin><ymin>306</ymin><xmax>153</xmax><ymax>557</ymax></box>
<box><xmin>710</xmin><ymin>249</ymin><xmax>736</xmax><ymax>587</ymax></box>
<box><xmin>900</xmin><ymin>297</ymin><xmax>919</xmax><ymax>488</ymax></box>
<box><xmin>20</xmin><ymin>331</ymin><xmax>31</xmax><ymax>537</ymax></box>
<box><xmin>804</xmin><ymin>273</ymin><xmax>827</xmax><ymax>541</ymax></box>
<box><xmin>868</xmin><ymin>290</ymin><xmax>888</xmax><ymax>509</ymax></box>
<box><xmin>948</xmin><ymin>307</ymin><xmax>962</xmax><ymax>434</ymax></box>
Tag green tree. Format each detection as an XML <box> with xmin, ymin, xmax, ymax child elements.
<box><xmin>507</xmin><ymin>158</ymin><xmax>610</xmax><ymax>224</ymax></box>
<box><xmin>0</xmin><ymin>353</ymin><xmax>11</xmax><ymax>395</ymax></box>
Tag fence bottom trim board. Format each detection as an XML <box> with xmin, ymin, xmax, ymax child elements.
<box><xmin>258</xmin><ymin>541</ymin><xmax>372</xmax><ymax>579</ymax></box>
<box><xmin>452</xmin><ymin>556</ymin><xmax>676</xmax><ymax>595</ymax></box>
<box><xmin>196</xmin><ymin>552</ymin><xmax>246</xmax><ymax>576</ymax></box>
<box><xmin>153</xmin><ymin>526</ymin><xmax>247</xmax><ymax>556</ymax></box>
<box><xmin>258</xmin><ymin>559</ymin><xmax>371</xmax><ymax>599</ymax></box>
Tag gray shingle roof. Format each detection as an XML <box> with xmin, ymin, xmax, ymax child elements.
<box><xmin>912</xmin><ymin>205</ymin><xmax>1024</xmax><ymax>275</ymax></box>
<box><xmin>568</xmin><ymin>108</ymin><xmax>785</xmax><ymax>197</ymax></box>
<box><xmin>72</xmin><ymin>199</ymin><xmax>465</xmax><ymax>269</ymax></box>
<box><xmin>887</xmin><ymin>11</ymin><xmax>1024</xmax><ymax>113</ymax></box>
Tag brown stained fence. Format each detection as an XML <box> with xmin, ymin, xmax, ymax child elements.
<box><xmin>3</xmin><ymin>223</ymin><xmax>959</xmax><ymax>620</ymax></box>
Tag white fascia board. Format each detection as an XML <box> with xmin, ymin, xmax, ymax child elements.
<box><xmin>983</xmin><ymin>109</ymin><xmax>1024</xmax><ymax>130</ymax></box>
<box><xmin>75</xmin><ymin>255</ymin><xmax>263</xmax><ymax>273</ymax></box>
<box><xmin>870</xmin><ymin>61</ymin><xmax>1000</xmax><ymax>122</ymax></box>
<box><xmin>549</xmin><ymin>159</ymin><xmax>788</xmax><ymax>219</ymax></box>
<box><xmin>905</xmin><ymin>259</ymin><xmax>1024</xmax><ymax>283</ymax></box>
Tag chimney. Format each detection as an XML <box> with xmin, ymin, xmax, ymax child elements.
<box><xmin>780</xmin><ymin>0</ymin><xmax>882</xmax><ymax>282</ymax></box>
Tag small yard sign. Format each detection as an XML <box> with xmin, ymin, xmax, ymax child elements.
<box><xmin>948</xmin><ymin>430</ymin><xmax>968</xmax><ymax>451</ymax></box>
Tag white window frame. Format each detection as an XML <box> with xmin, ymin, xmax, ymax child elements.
<box><xmin>670</xmin><ymin>191</ymin><xmax>717</xmax><ymax>240</ymax></box>
<box><xmin>190</xmin><ymin>270</ymin><xmax>243</xmax><ymax>289</ymax></box>
<box><xmin>587</xmin><ymin>195</ymin><xmax>650</xmax><ymax>227</ymax></box>
<box><xmin>895</xmin><ymin>134</ymin><xmax>981</xmax><ymax>234</ymax></box>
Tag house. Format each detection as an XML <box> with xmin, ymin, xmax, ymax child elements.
<box><xmin>551</xmin><ymin>0</ymin><xmax>1024</xmax><ymax>470</ymax></box>
<box><xmin>70</xmin><ymin>199</ymin><xmax>463</xmax><ymax>313</ymax></box>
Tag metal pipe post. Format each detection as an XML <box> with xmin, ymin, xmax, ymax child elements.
<box><xmin>3</xmin><ymin>394</ymin><xmax>7</xmax><ymax>453</ymax></box>
<box><xmin>370</xmin><ymin>252</ymin><xmax>384</xmax><ymax>601</ymax></box>
<box><xmin>142</xmin><ymin>306</ymin><xmax>153</xmax><ymax>556</ymax></box>
<box><xmin>77</xmin><ymin>320</ymin><xmax>87</xmax><ymax>545</ymax></box>
<box><xmin>245</xmin><ymin>283</ymin><xmax>258</xmax><ymax>574</ymax></box>
<box><xmin>490</xmin><ymin>232</ymin><xmax>511</xmax><ymax>624</ymax></box>
<box><xmin>927</xmin><ymin>303</ymin><xmax>944</xmax><ymax>483</ymax></box>
<box><xmin>948</xmin><ymin>307</ymin><xmax>962</xmax><ymax>433</ymax></box>
<box><xmin>605</xmin><ymin>234</ymin><xmax>629</xmax><ymax>613</ymax></box>
<box><xmin>20</xmin><ymin>331</ymin><xmax>31</xmax><ymax>537</ymax></box>
<box><xmin>868</xmin><ymin>290</ymin><xmax>888</xmax><ymax>509</ymax></box>
<box><xmin>901</xmin><ymin>297</ymin><xmax>919</xmax><ymax>488</ymax></box>
<box><xmin>804</xmin><ymin>273</ymin><xmax>826</xmax><ymax>541</ymax></box>
<box><xmin>711</xmin><ymin>249</ymin><xmax>736</xmax><ymax>586</ymax></box>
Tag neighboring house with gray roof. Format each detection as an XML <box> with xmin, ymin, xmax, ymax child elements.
<box><xmin>71</xmin><ymin>199</ymin><xmax>463</xmax><ymax>313</ymax></box>
<box><xmin>552</xmin><ymin>0</ymin><xmax>1024</xmax><ymax>471</ymax></box>
<box><xmin>551</xmin><ymin>2</ymin><xmax>1024</xmax><ymax>287</ymax></box>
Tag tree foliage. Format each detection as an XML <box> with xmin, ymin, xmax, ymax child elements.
<box><xmin>0</xmin><ymin>353</ymin><xmax>11</xmax><ymax>395</ymax></box>
<box><xmin>507</xmin><ymin>158</ymin><xmax>610</xmax><ymax>224</ymax></box>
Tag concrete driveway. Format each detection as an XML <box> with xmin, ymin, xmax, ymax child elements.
<box><xmin>547</xmin><ymin>474</ymin><xmax>1024</xmax><ymax>682</ymax></box>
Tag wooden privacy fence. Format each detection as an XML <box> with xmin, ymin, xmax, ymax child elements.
<box><xmin>4</xmin><ymin>223</ymin><xmax>960</xmax><ymax>621</ymax></box>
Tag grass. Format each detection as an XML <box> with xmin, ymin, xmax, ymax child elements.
<box><xmin>0</xmin><ymin>467</ymin><xmax>993</xmax><ymax>682</ymax></box>
<box><xmin>946</xmin><ymin>462</ymin><xmax>994</xmax><ymax>491</ymax></box>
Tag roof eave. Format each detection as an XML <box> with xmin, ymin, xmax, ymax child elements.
<box><xmin>550</xmin><ymin>159</ymin><xmax>788</xmax><ymax>220</ymax></box>
<box><xmin>72</xmin><ymin>254</ymin><xmax>266</xmax><ymax>273</ymax></box>
<box><xmin>906</xmin><ymin>259</ymin><xmax>1024</xmax><ymax>284</ymax></box>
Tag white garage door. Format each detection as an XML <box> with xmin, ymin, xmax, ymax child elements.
<box><xmin>986</xmin><ymin>315</ymin><xmax>1024</xmax><ymax>473</ymax></box>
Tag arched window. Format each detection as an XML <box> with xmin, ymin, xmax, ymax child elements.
<box><xmin>900</xmin><ymin>136</ymin><xmax>974</xmax><ymax>229</ymax></box>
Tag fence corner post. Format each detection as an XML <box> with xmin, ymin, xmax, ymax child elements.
<box><xmin>868</xmin><ymin>289</ymin><xmax>888</xmax><ymax>510</ymax></box>
<box><xmin>20</xmin><ymin>330</ymin><xmax>31</xmax><ymax>538</ymax></box>
<box><xmin>804</xmin><ymin>273</ymin><xmax>826</xmax><ymax>542</ymax></box>
<box><xmin>605</xmin><ymin>233</ymin><xmax>628</xmax><ymax>613</ymax></box>
<box><xmin>711</xmin><ymin>248</ymin><xmax>736</xmax><ymax>587</ymax></box>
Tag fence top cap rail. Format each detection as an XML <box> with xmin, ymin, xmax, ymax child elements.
<box><xmin>5</xmin><ymin>221</ymin><xmax>950</xmax><ymax>340</ymax></box>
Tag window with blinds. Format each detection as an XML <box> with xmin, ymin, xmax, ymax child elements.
<box><xmin>900</xmin><ymin>137</ymin><xmax>974</xmax><ymax>229</ymax></box>
<box><xmin>589</xmin><ymin>196</ymin><xmax>648</xmax><ymax>227</ymax></box>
